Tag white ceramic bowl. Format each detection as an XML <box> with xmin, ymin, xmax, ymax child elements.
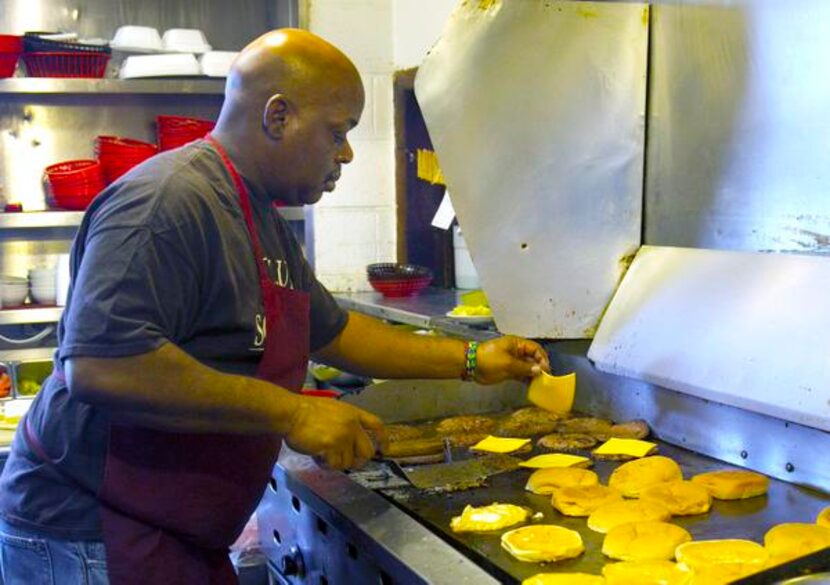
<box><xmin>28</xmin><ymin>268</ymin><xmax>56</xmax><ymax>284</ymax></box>
<box><xmin>199</xmin><ymin>51</ymin><xmax>238</xmax><ymax>78</ymax></box>
<box><xmin>111</xmin><ymin>25</ymin><xmax>164</xmax><ymax>53</ymax></box>
<box><xmin>30</xmin><ymin>287</ymin><xmax>57</xmax><ymax>305</ymax></box>
<box><xmin>119</xmin><ymin>53</ymin><xmax>201</xmax><ymax>79</ymax></box>
<box><xmin>0</xmin><ymin>275</ymin><xmax>27</xmax><ymax>286</ymax></box>
<box><xmin>162</xmin><ymin>29</ymin><xmax>211</xmax><ymax>54</ymax></box>
<box><xmin>1</xmin><ymin>284</ymin><xmax>28</xmax><ymax>306</ymax></box>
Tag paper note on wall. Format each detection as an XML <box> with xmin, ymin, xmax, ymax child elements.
<box><xmin>431</xmin><ymin>192</ymin><xmax>456</xmax><ymax>230</ymax></box>
<box><xmin>417</xmin><ymin>149</ymin><xmax>446</xmax><ymax>186</ymax></box>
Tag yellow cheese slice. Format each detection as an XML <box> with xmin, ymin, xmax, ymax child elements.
<box><xmin>471</xmin><ymin>435</ymin><xmax>531</xmax><ymax>454</ymax></box>
<box><xmin>519</xmin><ymin>453</ymin><xmax>592</xmax><ymax>469</ymax></box>
<box><xmin>593</xmin><ymin>438</ymin><xmax>657</xmax><ymax>459</ymax></box>
<box><xmin>527</xmin><ymin>372</ymin><xmax>576</xmax><ymax>414</ymax></box>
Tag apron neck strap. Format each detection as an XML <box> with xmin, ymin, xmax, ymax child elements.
<box><xmin>204</xmin><ymin>134</ymin><xmax>271</xmax><ymax>290</ymax></box>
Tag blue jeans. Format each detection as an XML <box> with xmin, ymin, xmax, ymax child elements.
<box><xmin>0</xmin><ymin>520</ymin><xmax>108</xmax><ymax>585</ymax></box>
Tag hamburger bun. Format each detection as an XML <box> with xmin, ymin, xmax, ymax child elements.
<box><xmin>501</xmin><ymin>524</ymin><xmax>585</xmax><ymax>563</ymax></box>
<box><xmin>818</xmin><ymin>506</ymin><xmax>830</xmax><ymax>527</ymax></box>
<box><xmin>587</xmin><ymin>500</ymin><xmax>672</xmax><ymax>534</ymax></box>
<box><xmin>690</xmin><ymin>470</ymin><xmax>769</xmax><ymax>500</ymax></box>
<box><xmin>551</xmin><ymin>484</ymin><xmax>624</xmax><ymax>517</ymax></box>
<box><xmin>640</xmin><ymin>481</ymin><xmax>712</xmax><ymax>516</ymax></box>
<box><xmin>526</xmin><ymin>467</ymin><xmax>599</xmax><ymax>495</ymax></box>
<box><xmin>764</xmin><ymin>523</ymin><xmax>830</xmax><ymax>563</ymax></box>
<box><xmin>602</xmin><ymin>560</ymin><xmax>692</xmax><ymax>585</ymax></box>
<box><xmin>608</xmin><ymin>456</ymin><xmax>683</xmax><ymax>497</ymax></box>
<box><xmin>522</xmin><ymin>574</ymin><xmax>605</xmax><ymax>585</ymax></box>
<box><xmin>602</xmin><ymin>521</ymin><xmax>691</xmax><ymax>562</ymax></box>
<box><xmin>675</xmin><ymin>539</ymin><xmax>769</xmax><ymax>571</ymax></box>
<box><xmin>450</xmin><ymin>503</ymin><xmax>531</xmax><ymax>533</ymax></box>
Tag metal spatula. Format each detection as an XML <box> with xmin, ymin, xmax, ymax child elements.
<box><xmin>389</xmin><ymin>453</ymin><xmax>522</xmax><ymax>492</ymax></box>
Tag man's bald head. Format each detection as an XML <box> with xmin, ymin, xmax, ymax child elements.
<box><xmin>218</xmin><ymin>29</ymin><xmax>362</xmax><ymax>134</ymax></box>
<box><xmin>212</xmin><ymin>29</ymin><xmax>365</xmax><ymax>205</ymax></box>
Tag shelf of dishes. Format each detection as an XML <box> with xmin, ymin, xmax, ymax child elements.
<box><xmin>0</xmin><ymin>78</ymin><xmax>226</xmax><ymax>95</ymax></box>
<box><xmin>0</xmin><ymin>207</ymin><xmax>304</xmax><ymax>229</ymax></box>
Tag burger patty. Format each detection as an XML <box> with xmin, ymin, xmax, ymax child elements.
<box><xmin>537</xmin><ymin>433</ymin><xmax>598</xmax><ymax>452</ymax></box>
<box><xmin>435</xmin><ymin>415</ymin><xmax>498</xmax><ymax>436</ymax></box>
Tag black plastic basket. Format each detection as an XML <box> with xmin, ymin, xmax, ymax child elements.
<box><xmin>23</xmin><ymin>32</ymin><xmax>111</xmax><ymax>55</ymax></box>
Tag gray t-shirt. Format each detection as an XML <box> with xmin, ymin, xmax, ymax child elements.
<box><xmin>0</xmin><ymin>140</ymin><xmax>348</xmax><ymax>540</ymax></box>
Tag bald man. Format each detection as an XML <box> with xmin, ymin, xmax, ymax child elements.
<box><xmin>0</xmin><ymin>30</ymin><xmax>548</xmax><ymax>584</ymax></box>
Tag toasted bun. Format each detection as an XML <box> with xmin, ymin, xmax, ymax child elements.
<box><xmin>608</xmin><ymin>456</ymin><xmax>683</xmax><ymax>498</ymax></box>
<box><xmin>526</xmin><ymin>468</ymin><xmax>599</xmax><ymax>495</ymax></box>
<box><xmin>688</xmin><ymin>562</ymin><xmax>765</xmax><ymax>585</ymax></box>
<box><xmin>818</xmin><ymin>506</ymin><xmax>830</xmax><ymax>528</ymax></box>
<box><xmin>602</xmin><ymin>521</ymin><xmax>691</xmax><ymax>561</ymax></box>
<box><xmin>675</xmin><ymin>539</ymin><xmax>768</xmax><ymax>571</ymax></box>
<box><xmin>602</xmin><ymin>560</ymin><xmax>692</xmax><ymax>585</ymax></box>
<box><xmin>690</xmin><ymin>470</ymin><xmax>769</xmax><ymax>500</ymax></box>
<box><xmin>501</xmin><ymin>525</ymin><xmax>584</xmax><ymax>563</ymax></box>
<box><xmin>587</xmin><ymin>500</ymin><xmax>672</xmax><ymax>534</ymax></box>
<box><xmin>450</xmin><ymin>503</ymin><xmax>530</xmax><ymax>533</ymax></box>
<box><xmin>640</xmin><ymin>481</ymin><xmax>712</xmax><ymax>516</ymax></box>
<box><xmin>551</xmin><ymin>484</ymin><xmax>624</xmax><ymax>517</ymax></box>
<box><xmin>764</xmin><ymin>523</ymin><xmax>830</xmax><ymax>562</ymax></box>
<box><xmin>522</xmin><ymin>574</ymin><xmax>605</xmax><ymax>585</ymax></box>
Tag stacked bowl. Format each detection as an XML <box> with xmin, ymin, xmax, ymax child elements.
<box><xmin>28</xmin><ymin>267</ymin><xmax>57</xmax><ymax>305</ymax></box>
<box><xmin>95</xmin><ymin>136</ymin><xmax>158</xmax><ymax>184</ymax></box>
<box><xmin>157</xmin><ymin>115</ymin><xmax>215</xmax><ymax>151</ymax></box>
<box><xmin>44</xmin><ymin>160</ymin><xmax>105</xmax><ymax>210</ymax></box>
<box><xmin>0</xmin><ymin>35</ymin><xmax>22</xmax><ymax>78</ymax></box>
<box><xmin>0</xmin><ymin>275</ymin><xmax>29</xmax><ymax>308</ymax></box>
<box><xmin>21</xmin><ymin>33</ymin><xmax>111</xmax><ymax>78</ymax></box>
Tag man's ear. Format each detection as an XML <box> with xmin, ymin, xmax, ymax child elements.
<box><xmin>263</xmin><ymin>94</ymin><xmax>290</xmax><ymax>139</ymax></box>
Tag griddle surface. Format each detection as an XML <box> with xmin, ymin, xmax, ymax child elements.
<box><xmin>381</xmin><ymin>442</ymin><xmax>830</xmax><ymax>583</ymax></box>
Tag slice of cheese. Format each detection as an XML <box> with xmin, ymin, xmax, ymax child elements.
<box><xmin>519</xmin><ymin>453</ymin><xmax>592</xmax><ymax>469</ymax></box>
<box><xmin>471</xmin><ymin>435</ymin><xmax>531</xmax><ymax>454</ymax></box>
<box><xmin>528</xmin><ymin>372</ymin><xmax>576</xmax><ymax>414</ymax></box>
<box><xmin>593</xmin><ymin>438</ymin><xmax>657</xmax><ymax>459</ymax></box>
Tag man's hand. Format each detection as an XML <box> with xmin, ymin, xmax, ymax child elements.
<box><xmin>284</xmin><ymin>396</ymin><xmax>387</xmax><ymax>470</ymax></box>
<box><xmin>474</xmin><ymin>335</ymin><xmax>550</xmax><ymax>385</ymax></box>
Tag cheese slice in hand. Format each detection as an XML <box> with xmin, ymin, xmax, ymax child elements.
<box><xmin>527</xmin><ymin>372</ymin><xmax>576</xmax><ymax>414</ymax></box>
<box><xmin>471</xmin><ymin>435</ymin><xmax>531</xmax><ymax>454</ymax></box>
<box><xmin>593</xmin><ymin>438</ymin><xmax>658</xmax><ymax>459</ymax></box>
<box><xmin>519</xmin><ymin>453</ymin><xmax>592</xmax><ymax>469</ymax></box>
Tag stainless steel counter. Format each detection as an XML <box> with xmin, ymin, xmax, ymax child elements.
<box><xmin>335</xmin><ymin>288</ymin><xmax>500</xmax><ymax>341</ymax></box>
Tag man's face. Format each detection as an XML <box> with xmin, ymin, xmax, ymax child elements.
<box><xmin>275</xmin><ymin>80</ymin><xmax>365</xmax><ymax>205</ymax></box>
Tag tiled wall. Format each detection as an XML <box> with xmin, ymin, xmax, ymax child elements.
<box><xmin>308</xmin><ymin>0</ymin><xmax>457</xmax><ymax>291</ymax></box>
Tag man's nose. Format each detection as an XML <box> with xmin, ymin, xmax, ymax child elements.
<box><xmin>337</xmin><ymin>140</ymin><xmax>354</xmax><ymax>164</ymax></box>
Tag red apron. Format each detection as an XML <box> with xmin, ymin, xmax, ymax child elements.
<box><xmin>96</xmin><ymin>135</ymin><xmax>310</xmax><ymax>584</ymax></box>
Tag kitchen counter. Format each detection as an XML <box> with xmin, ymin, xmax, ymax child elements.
<box><xmin>335</xmin><ymin>288</ymin><xmax>500</xmax><ymax>341</ymax></box>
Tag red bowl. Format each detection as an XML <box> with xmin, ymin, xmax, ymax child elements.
<box><xmin>94</xmin><ymin>136</ymin><xmax>158</xmax><ymax>183</ymax></box>
<box><xmin>0</xmin><ymin>52</ymin><xmax>20</xmax><ymax>78</ymax></box>
<box><xmin>156</xmin><ymin>115</ymin><xmax>215</xmax><ymax>151</ymax></box>
<box><xmin>45</xmin><ymin>160</ymin><xmax>105</xmax><ymax>202</ymax></box>
<box><xmin>0</xmin><ymin>35</ymin><xmax>22</xmax><ymax>52</ymax></box>
<box><xmin>368</xmin><ymin>276</ymin><xmax>432</xmax><ymax>298</ymax></box>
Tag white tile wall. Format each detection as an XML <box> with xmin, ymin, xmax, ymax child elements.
<box><xmin>308</xmin><ymin>0</ymin><xmax>457</xmax><ymax>291</ymax></box>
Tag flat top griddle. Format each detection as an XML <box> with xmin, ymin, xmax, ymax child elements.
<box><xmin>380</xmin><ymin>441</ymin><xmax>830</xmax><ymax>584</ymax></box>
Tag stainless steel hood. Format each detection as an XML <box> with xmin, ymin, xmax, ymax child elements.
<box><xmin>415</xmin><ymin>0</ymin><xmax>648</xmax><ymax>339</ymax></box>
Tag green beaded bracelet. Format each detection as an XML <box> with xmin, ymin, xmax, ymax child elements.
<box><xmin>463</xmin><ymin>340</ymin><xmax>479</xmax><ymax>381</ymax></box>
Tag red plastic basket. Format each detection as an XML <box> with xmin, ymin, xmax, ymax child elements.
<box><xmin>0</xmin><ymin>53</ymin><xmax>18</xmax><ymax>78</ymax></box>
<box><xmin>368</xmin><ymin>276</ymin><xmax>432</xmax><ymax>298</ymax></box>
<box><xmin>95</xmin><ymin>136</ymin><xmax>158</xmax><ymax>184</ymax></box>
<box><xmin>44</xmin><ymin>160</ymin><xmax>105</xmax><ymax>209</ymax></box>
<box><xmin>157</xmin><ymin>115</ymin><xmax>215</xmax><ymax>151</ymax></box>
<box><xmin>22</xmin><ymin>52</ymin><xmax>110</xmax><ymax>78</ymax></box>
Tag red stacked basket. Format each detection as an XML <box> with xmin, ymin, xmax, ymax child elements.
<box><xmin>95</xmin><ymin>136</ymin><xmax>158</xmax><ymax>185</ymax></box>
<box><xmin>44</xmin><ymin>160</ymin><xmax>105</xmax><ymax>210</ymax></box>
<box><xmin>366</xmin><ymin>263</ymin><xmax>433</xmax><ymax>298</ymax></box>
<box><xmin>157</xmin><ymin>115</ymin><xmax>215</xmax><ymax>151</ymax></box>
<box><xmin>21</xmin><ymin>33</ymin><xmax>111</xmax><ymax>78</ymax></box>
<box><xmin>0</xmin><ymin>35</ymin><xmax>22</xmax><ymax>78</ymax></box>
